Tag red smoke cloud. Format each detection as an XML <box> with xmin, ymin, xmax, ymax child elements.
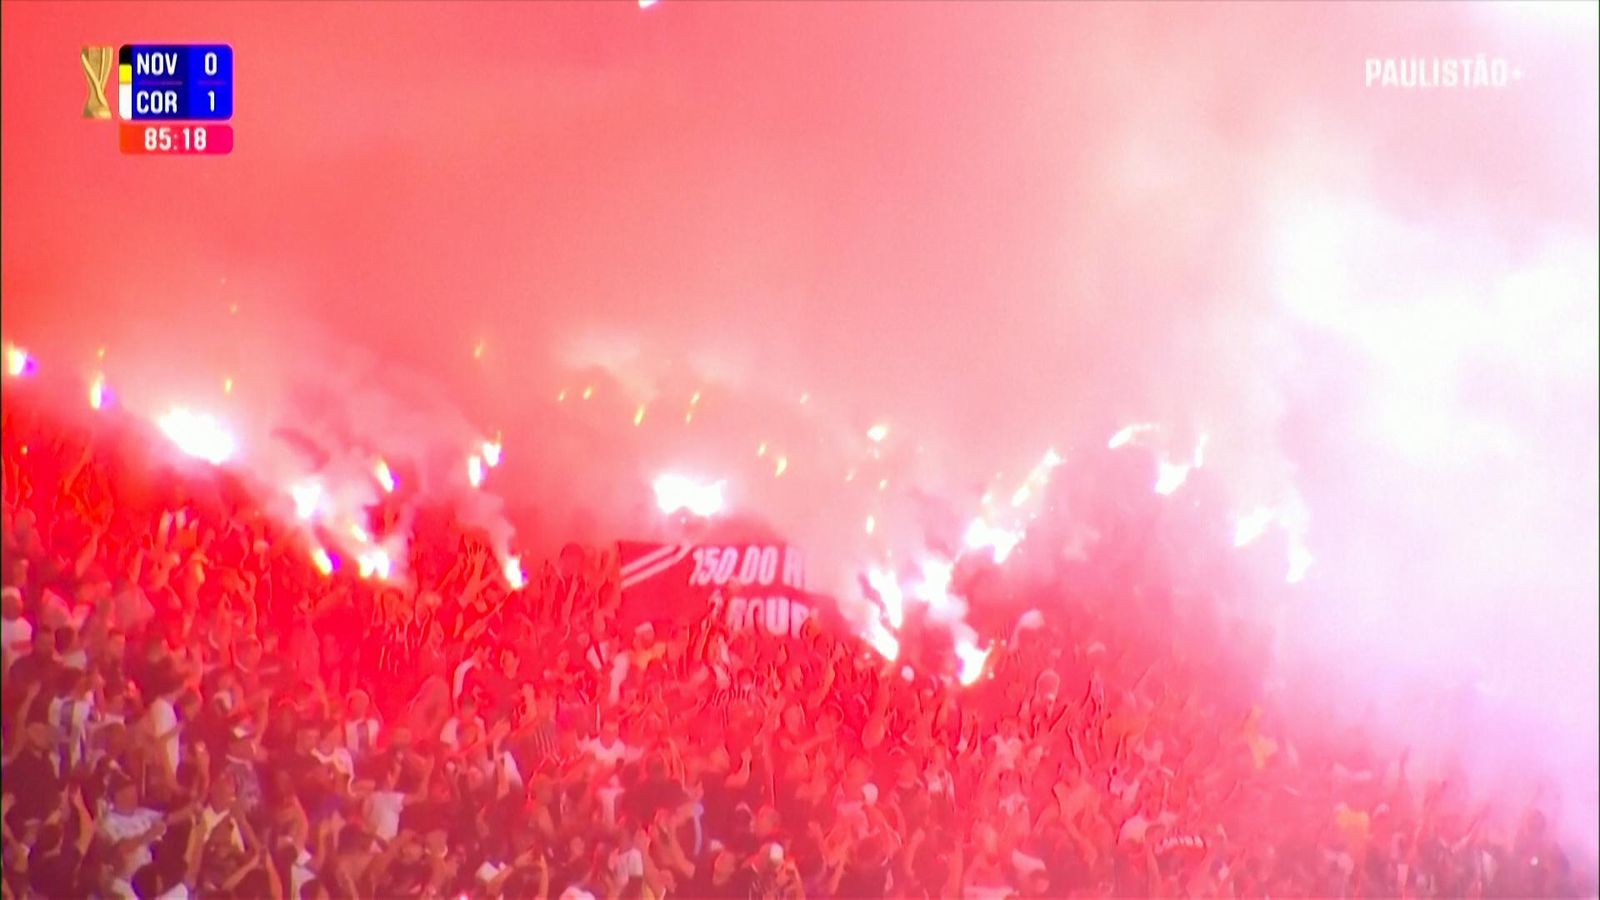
<box><xmin>5</xmin><ymin>0</ymin><xmax>1596</xmax><ymax>859</ymax></box>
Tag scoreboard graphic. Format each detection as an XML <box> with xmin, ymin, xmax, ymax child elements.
<box><xmin>83</xmin><ymin>44</ymin><xmax>234</xmax><ymax>156</ymax></box>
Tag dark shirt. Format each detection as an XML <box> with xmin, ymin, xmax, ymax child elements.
<box><xmin>621</xmin><ymin>776</ymin><xmax>687</xmax><ymax>825</ymax></box>
<box><xmin>6</xmin><ymin>748</ymin><xmax>62</xmax><ymax>823</ymax></box>
<box><xmin>28</xmin><ymin>846</ymin><xmax>82</xmax><ymax>899</ymax></box>
<box><xmin>836</xmin><ymin>860</ymin><xmax>890</xmax><ymax>898</ymax></box>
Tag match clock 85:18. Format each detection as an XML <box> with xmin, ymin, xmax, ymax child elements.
<box><xmin>119</xmin><ymin>123</ymin><xmax>234</xmax><ymax>156</ymax></box>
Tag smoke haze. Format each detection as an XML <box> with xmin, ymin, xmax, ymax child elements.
<box><xmin>4</xmin><ymin>0</ymin><xmax>1596</xmax><ymax>858</ymax></box>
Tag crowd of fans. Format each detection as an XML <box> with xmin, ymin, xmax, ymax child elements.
<box><xmin>1</xmin><ymin>398</ymin><xmax>1591</xmax><ymax>899</ymax></box>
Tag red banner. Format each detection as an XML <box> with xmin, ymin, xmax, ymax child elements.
<box><xmin>617</xmin><ymin>541</ymin><xmax>822</xmax><ymax>639</ymax></box>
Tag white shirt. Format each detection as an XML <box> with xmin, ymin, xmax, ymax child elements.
<box><xmin>313</xmin><ymin>746</ymin><xmax>355</xmax><ymax>780</ymax></box>
<box><xmin>1</xmin><ymin>614</ymin><xmax>32</xmax><ymax>663</ymax></box>
<box><xmin>201</xmin><ymin>805</ymin><xmax>245</xmax><ymax>852</ymax></box>
<box><xmin>100</xmin><ymin>807</ymin><xmax>162</xmax><ymax>869</ymax></box>
<box><xmin>365</xmin><ymin>790</ymin><xmax>406</xmax><ymax>841</ymax></box>
<box><xmin>990</xmin><ymin>734</ymin><xmax>1023</xmax><ymax>769</ymax></box>
<box><xmin>583</xmin><ymin>737</ymin><xmax>635</xmax><ymax>769</ymax></box>
<box><xmin>148</xmin><ymin>696</ymin><xmax>180</xmax><ymax>775</ymax></box>
<box><xmin>598</xmin><ymin>778</ymin><xmax>625</xmax><ymax>828</ymax></box>
<box><xmin>440</xmin><ymin>714</ymin><xmax>483</xmax><ymax>750</ymax></box>
<box><xmin>498</xmin><ymin>750</ymin><xmax>525</xmax><ymax>790</ymax></box>
<box><xmin>345</xmin><ymin>718</ymin><xmax>381</xmax><ymax>758</ymax></box>
<box><xmin>611</xmin><ymin>847</ymin><xmax>645</xmax><ymax>881</ymax></box>
<box><xmin>452</xmin><ymin>658</ymin><xmax>479</xmax><ymax>700</ymax></box>
<box><xmin>48</xmin><ymin>694</ymin><xmax>94</xmax><ymax>768</ymax></box>
<box><xmin>1120</xmin><ymin>810</ymin><xmax>1177</xmax><ymax>846</ymax></box>
<box><xmin>290</xmin><ymin>848</ymin><xmax>317</xmax><ymax>897</ymax></box>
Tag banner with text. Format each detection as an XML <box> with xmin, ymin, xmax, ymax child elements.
<box><xmin>617</xmin><ymin>540</ymin><xmax>825</xmax><ymax>639</ymax></box>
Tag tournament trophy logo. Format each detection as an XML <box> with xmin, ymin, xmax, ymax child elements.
<box><xmin>81</xmin><ymin>46</ymin><xmax>113</xmax><ymax>119</ymax></box>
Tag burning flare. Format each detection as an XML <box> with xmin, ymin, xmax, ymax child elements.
<box><xmin>4</xmin><ymin>344</ymin><xmax>33</xmax><ymax>378</ymax></box>
<box><xmin>867</xmin><ymin>566</ymin><xmax>905</xmax><ymax>629</ymax></box>
<box><xmin>863</xmin><ymin>619</ymin><xmax>901</xmax><ymax>661</ymax></box>
<box><xmin>1234</xmin><ymin>506</ymin><xmax>1277</xmax><ymax>547</ymax></box>
<box><xmin>955</xmin><ymin>636</ymin><xmax>993</xmax><ymax>686</ymax></box>
<box><xmin>503</xmin><ymin>555</ymin><xmax>526</xmax><ymax>590</ymax></box>
<box><xmin>290</xmin><ymin>480</ymin><xmax>323</xmax><ymax>521</ymax></box>
<box><xmin>373</xmin><ymin>459</ymin><xmax>397</xmax><ymax>494</ymax></box>
<box><xmin>653</xmin><ymin>473</ymin><xmax>726</xmax><ymax>517</ymax></box>
<box><xmin>157</xmin><ymin>407</ymin><xmax>236</xmax><ymax>465</ymax></box>
<box><xmin>1108</xmin><ymin>423</ymin><xmax>1158</xmax><ymax>449</ymax></box>
<box><xmin>357</xmin><ymin>548</ymin><xmax>393</xmax><ymax>581</ymax></box>
<box><xmin>964</xmin><ymin>518</ymin><xmax>1022</xmax><ymax>563</ymax></box>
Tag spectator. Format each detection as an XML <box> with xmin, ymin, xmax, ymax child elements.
<box><xmin>0</xmin><ymin>400</ymin><xmax>1593</xmax><ymax>900</ymax></box>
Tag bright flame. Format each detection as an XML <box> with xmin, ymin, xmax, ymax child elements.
<box><xmin>863</xmin><ymin>619</ymin><xmax>901</xmax><ymax>661</ymax></box>
<box><xmin>1154</xmin><ymin>437</ymin><xmax>1206</xmax><ymax>496</ymax></box>
<box><xmin>964</xmin><ymin>518</ymin><xmax>1022</xmax><ymax>563</ymax></box>
<box><xmin>1108</xmin><ymin>423</ymin><xmax>1158</xmax><ymax>449</ymax></box>
<box><xmin>774</xmin><ymin>456</ymin><xmax>788</xmax><ymax>477</ymax></box>
<box><xmin>867</xmin><ymin>567</ymin><xmax>904</xmax><ymax>628</ymax></box>
<box><xmin>582</xmin><ymin>385</ymin><xmax>594</xmax><ymax>400</ymax></box>
<box><xmin>4</xmin><ymin>344</ymin><xmax>31</xmax><ymax>377</ymax></box>
<box><xmin>349</xmin><ymin>523</ymin><xmax>371</xmax><ymax>543</ymax></box>
<box><xmin>481</xmin><ymin>439</ymin><xmax>502</xmax><ymax>468</ymax></box>
<box><xmin>690</xmin><ymin>391</ymin><xmax>701</xmax><ymax>406</ymax></box>
<box><xmin>653</xmin><ymin>473</ymin><xmax>726</xmax><ymax>517</ymax></box>
<box><xmin>357</xmin><ymin>548</ymin><xmax>393</xmax><ymax>581</ymax></box>
<box><xmin>867</xmin><ymin>424</ymin><xmax>890</xmax><ymax>443</ymax></box>
<box><xmin>865</xmin><ymin>514</ymin><xmax>876</xmax><ymax>535</ymax></box>
<box><xmin>1008</xmin><ymin>448</ymin><xmax>1062</xmax><ymax>508</ymax></box>
<box><xmin>222</xmin><ymin>377</ymin><xmax>234</xmax><ymax>395</ymax></box>
<box><xmin>1234</xmin><ymin>507</ymin><xmax>1277</xmax><ymax>547</ymax></box>
<box><xmin>373</xmin><ymin>459</ymin><xmax>397</xmax><ymax>493</ymax></box>
<box><xmin>1154</xmin><ymin>460</ymin><xmax>1191</xmax><ymax>495</ymax></box>
<box><xmin>504</xmin><ymin>555</ymin><xmax>526</xmax><ymax>589</ymax></box>
<box><xmin>955</xmin><ymin>638</ymin><xmax>993</xmax><ymax>686</ymax></box>
<box><xmin>157</xmin><ymin>408</ymin><xmax>236</xmax><ymax>465</ymax></box>
<box><xmin>311</xmin><ymin>547</ymin><xmax>335</xmax><ymax>577</ymax></box>
<box><xmin>290</xmin><ymin>480</ymin><xmax>324</xmax><ymax>521</ymax></box>
<box><xmin>639</xmin><ymin>0</ymin><xmax>659</xmax><ymax>8</ymax></box>
<box><xmin>916</xmin><ymin>558</ymin><xmax>954</xmax><ymax>610</ymax></box>
<box><xmin>633</xmin><ymin>404</ymin><xmax>646</xmax><ymax>426</ymax></box>
<box><xmin>557</xmin><ymin>389</ymin><xmax>568</xmax><ymax>403</ymax></box>
<box><xmin>756</xmin><ymin>442</ymin><xmax>768</xmax><ymax>457</ymax></box>
<box><xmin>88</xmin><ymin>373</ymin><xmax>105</xmax><ymax>410</ymax></box>
<box><xmin>1286</xmin><ymin>538</ymin><xmax>1315</xmax><ymax>584</ymax></box>
<box><xmin>467</xmin><ymin>455</ymin><xmax>486</xmax><ymax>488</ymax></box>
